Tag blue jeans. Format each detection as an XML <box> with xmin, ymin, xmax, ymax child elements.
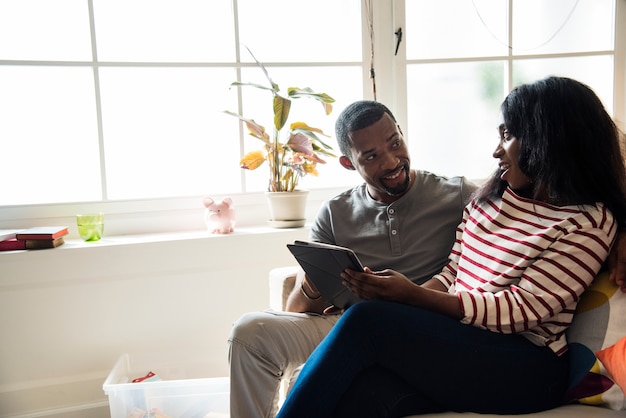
<box><xmin>277</xmin><ymin>301</ymin><xmax>570</xmax><ymax>418</ymax></box>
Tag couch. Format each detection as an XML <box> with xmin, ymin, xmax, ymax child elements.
<box><xmin>268</xmin><ymin>266</ymin><xmax>625</xmax><ymax>417</ymax></box>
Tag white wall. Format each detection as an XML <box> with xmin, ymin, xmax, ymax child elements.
<box><xmin>0</xmin><ymin>226</ymin><xmax>309</xmax><ymax>418</ymax></box>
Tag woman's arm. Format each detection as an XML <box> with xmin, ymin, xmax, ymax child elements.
<box><xmin>341</xmin><ymin>268</ymin><xmax>463</xmax><ymax>319</ymax></box>
<box><xmin>458</xmin><ymin>224</ymin><xmax>613</xmax><ymax>333</ymax></box>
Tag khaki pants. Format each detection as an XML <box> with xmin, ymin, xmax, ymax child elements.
<box><xmin>228</xmin><ymin>309</ymin><xmax>340</xmax><ymax>418</ymax></box>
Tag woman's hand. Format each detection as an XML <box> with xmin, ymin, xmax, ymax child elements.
<box><xmin>341</xmin><ymin>267</ymin><xmax>463</xmax><ymax>318</ymax></box>
<box><xmin>340</xmin><ymin>267</ymin><xmax>418</xmax><ymax>304</ymax></box>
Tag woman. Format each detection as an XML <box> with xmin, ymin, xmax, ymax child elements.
<box><xmin>276</xmin><ymin>77</ymin><xmax>626</xmax><ymax>417</ymax></box>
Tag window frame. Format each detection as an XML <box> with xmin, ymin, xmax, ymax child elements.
<box><xmin>1</xmin><ymin>0</ymin><xmax>624</xmax><ymax>235</ymax></box>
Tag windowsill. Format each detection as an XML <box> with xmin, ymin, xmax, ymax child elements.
<box><xmin>0</xmin><ymin>223</ymin><xmax>312</xmax><ymax>255</ymax></box>
<box><xmin>65</xmin><ymin>225</ymin><xmax>308</xmax><ymax>245</ymax></box>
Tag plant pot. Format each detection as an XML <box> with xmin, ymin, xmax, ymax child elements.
<box><xmin>265</xmin><ymin>190</ymin><xmax>309</xmax><ymax>228</ymax></box>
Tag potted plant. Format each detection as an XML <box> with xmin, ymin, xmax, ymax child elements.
<box><xmin>225</xmin><ymin>48</ymin><xmax>336</xmax><ymax>226</ymax></box>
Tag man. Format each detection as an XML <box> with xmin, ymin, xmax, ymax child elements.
<box><xmin>228</xmin><ymin>100</ymin><xmax>476</xmax><ymax>417</ymax></box>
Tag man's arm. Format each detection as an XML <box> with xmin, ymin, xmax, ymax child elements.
<box><xmin>608</xmin><ymin>230</ymin><xmax>626</xmax><ymax>292</ymax></box>
<box><xmin>285</xmin><ymin>268</ymin><xmax>328</xmax><ymax>313</ymax></box>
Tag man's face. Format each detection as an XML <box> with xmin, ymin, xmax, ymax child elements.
<box><xmin>344</xmin><ymin>113</ymin><xmax>412</xmax><ymax>204</ymax></box>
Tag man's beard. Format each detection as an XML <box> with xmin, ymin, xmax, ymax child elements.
<box><xmin>383</xmin><ymin>165</ymin><xmax>411</xmax><ymax>196</ymax></box>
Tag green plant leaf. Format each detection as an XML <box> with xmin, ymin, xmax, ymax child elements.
<box><xmin>281</xmin><ymin>168</ymin><xmax>294</xmax><ymax>181</ymax></box>
<box><xmin>288</xmin><ymin>87</ymin><xmax>335</xmax><ymax>103</ymax></box>
<box><xmin>311</xmin><ymin>141</ymin><xmax>337</xmax><ymax>158</ymax></box>
<box><xmin>288</xmin><ymin>87</ymin><xmax>335</xmax><ymax>115</ymax></box>
<box><xmin>223</xmin><ymin>110</ymin><xmax>270</xmax><ymax>143</ymax></box>
<box><xmin>289</xmin><ymin>122</ymin><xmax>328</xmax><ymax>136</ymax></box>
<box><xmin>244</xmin><ymin>45</ymin><xmax>279</xmax><ymax>92</ymax></box>
<box><xmin>290</xmin><ymin>124</ymin><xmax>336</xmax><ymax>154</ymax></box>
<box><xmin>230</xmin><ymin>81</ymin><xmax>275</xmax><ymax>92</ymax></box>
<box><xmin>273</xmin><ymin>95</ymin><xmax>291</xmax><ymax>131</ymax></box>
<box><xmin>302</xmin><ymin>161</ymin><xmax>319</xmax><ymax>176</ymax></box>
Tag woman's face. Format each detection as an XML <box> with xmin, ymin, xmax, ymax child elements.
<box><xmin>493</xmin><ymin>124</ymin><xmax>532</xmax><ymax>191</ymax></box>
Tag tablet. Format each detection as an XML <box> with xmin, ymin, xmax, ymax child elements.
<box><xmin>286</xmin><ymin>240</ymin><xmax>365</xmax><ymax>309</ymax></box>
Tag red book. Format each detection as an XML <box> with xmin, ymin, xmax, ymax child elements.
<box><xmin>0</xmin><ymin>237</ymin><xmax>65</xmax><ymax>251</ymax></box>
<box><xmin>15</xmin><ymin>226</ymin><xmax>69</xmax><ymax>240</ymax></box>
<box><xmin>0</xmin><ymin>239</ymin><xmax>26</xmax><ymax>251</ymax></box>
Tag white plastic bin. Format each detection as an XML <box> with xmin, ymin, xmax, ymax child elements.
<box><xmin>103</xmin><ymin>351</ymin><xmax>229</xmax><ymax>418</ymax></box>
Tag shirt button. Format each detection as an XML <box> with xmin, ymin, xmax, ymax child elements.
<box><xmin>391</xmin><ymin>229</ymin><xmax>397</xmax><ymax>235</ymax></box>
<box><xmin>388</xmin><ymin>208</ymin><xmax>395</xmax><ymax>214</ymax></box>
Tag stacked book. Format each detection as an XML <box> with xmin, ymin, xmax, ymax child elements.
<box><xmin>0</xmin><ymin>227</ymin><xmax>69</xmax><ymax>251</ymax></box>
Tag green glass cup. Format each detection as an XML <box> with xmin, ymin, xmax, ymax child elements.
<box><xmin>76</xmin><ymin>213</ymin><xmax>104</xmax><ymax>242</ymax></box>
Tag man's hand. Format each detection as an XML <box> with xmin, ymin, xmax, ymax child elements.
<box><xmin>285</xmin><ymin>269</ymin><xmax>328</xmax><ymax>313</ymax></box>
<box><xmin>608</xmin><ymin>231</ymin><xmax>626</xmax><ymax>292</ymax></box>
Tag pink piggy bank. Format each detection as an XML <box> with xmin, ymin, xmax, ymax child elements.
<box><xmin>203</xmin><ymin>197</ymin><xmax>236</xmax><ymax>234</ymax></box>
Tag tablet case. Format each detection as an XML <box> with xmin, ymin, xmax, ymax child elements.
<box><xmin>286</xmin><ymin>240</ymin><xmax>365</xmax><ymax>309</ymax></box>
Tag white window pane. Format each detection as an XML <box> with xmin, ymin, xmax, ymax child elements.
<box><xmin>0</xmin><ymin>0</ymin><xmax>92</xmax><ymax>61</ymax></box>
<box><xmin>512</xmin><ymin>55</ymin><xmax>614</xmax><ymax>115</ymax></box>
<box><xmin>93</xmin><ymin>0</ymin><xmax>235</xmax><ymax>62</ymax></box>
<box><xmin>406</xmin><ymin>0</ymin><xmax>508</xmax><ymax>59</ymax></box>
<box><xmin>512</xmin><ymin>0</ymin><xmax>614</xmax><ymax>55</ymax></box>
<box><xmin>0</xmin><ymin>67</ymin><xmax>101</xmax><ymax>205</ymax></box>
<box><xmin>99</xmin><ymin>68</ymin><xmax>240</xmax><ymax>199</ymax></box>
<box><xmin>407</xmin><ymin>62</ymin><xmax>505</xmax><ymax>180</ymax></box>
<box><xmin>237</xmin><ymin>0</ymin><xmax>362</xmax><ymax>62</ymax></box>
<box><xmin>231</xmin><ymin>66</ymin><xmax>363</xmax><ymax>192</ymax></box>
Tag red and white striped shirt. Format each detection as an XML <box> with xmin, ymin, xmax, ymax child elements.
<box><xmin>434</xmin><ymin>188</ymin><xmax>617</xmax><ymax>355</ymax></box>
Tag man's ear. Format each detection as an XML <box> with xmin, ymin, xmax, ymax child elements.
<box><xmin>339</xmin><ymin>156</ymin><xmax>356</xmax><ymax>170</ymax></box>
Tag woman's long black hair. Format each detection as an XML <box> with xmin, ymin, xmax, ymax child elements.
<box><xmin>475</xmin><ymin>76</ymin><xmax>626</xmax><ymax>227</ymax></box>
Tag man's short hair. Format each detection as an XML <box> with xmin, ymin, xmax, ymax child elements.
<box><xmin>335</xmin><ymin>100</ymin><xmax>396</xmax><ymax>157</ymax></box>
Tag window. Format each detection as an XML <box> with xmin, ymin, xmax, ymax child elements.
<box><xmin>401</xmin><ymin>0</ymin><xmax>621</xmax><ymax>181</ymax></box>
<box><xmin>0</xmin><ymin>0</ymin><xmax>363</xmax><ymax>207</ymax></box>
<box><xmin>1</xmin><ymin>0</ymin><xmax>624</xmax><ymax>231</ymax></box>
